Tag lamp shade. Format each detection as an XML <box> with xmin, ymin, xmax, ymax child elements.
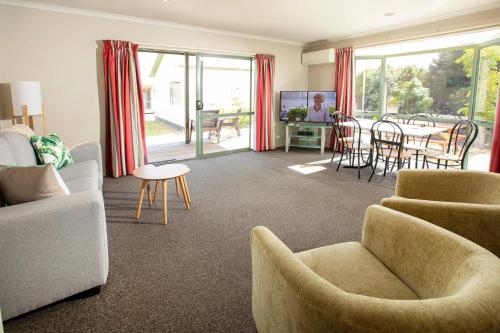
<box><xmin>10</xmin><ymin>81</ymin><xmax>43</xmax><ymax>116</ymax></box>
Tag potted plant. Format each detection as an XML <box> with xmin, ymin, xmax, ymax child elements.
<box><xmin>287</xmin><ymin>107</ymin><xmax>307</xmax><ymax>121</ymax></box>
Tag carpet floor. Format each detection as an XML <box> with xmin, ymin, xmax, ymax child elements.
<box><xmin>4</xmin><ymin>150</ymin><xmax>395</xmax><ymax>333</ymax></box>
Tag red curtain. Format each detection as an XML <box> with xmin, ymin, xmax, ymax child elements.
<box><xmin>103</xmin><ymin>40</ymin><xmax>148</xmax><ymax>178</ymax></box>
<box><xmin>489</xmin><ymin>86</ymin><xmax>500</xmax><ymax>172</ymax></box>
<box><xmin>330</xmin><ymin>47</ymin><xmax>354</xmax><ymax>150</ymax></box>
<box><xmin>255</xmin><ymin>54</ymin><xmax>275</xmax><ymax>152</ymax></box>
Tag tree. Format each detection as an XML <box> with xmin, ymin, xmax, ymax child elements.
<box><xmin>392</xmin><ymin>77</ymin><xmax>433</xmax><ymax>114</ymax></box>
<box><xmin>355</xmin><ymin>68</ymin><xmax>380</xmax><ymax>112</ymax></box>
<box><xmin>456</xmin><ymin>46</ymin><xmax>500</xmax><ymax>122</ymax></box>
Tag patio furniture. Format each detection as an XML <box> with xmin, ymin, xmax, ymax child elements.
<box><xmin>133</xmin><ymin>164</ymin><xmax>191</xmax><ymax>225</ymax></box>
<box><xmin>251</xmin><ymin>205</ymin><xmax>500</xmax><ymax>333</ymax></box>
<box><xmin>405</xmin><ymin>113</ymin><xmax>435</xmax><ymax>168</ymax></box>
<box><xmin>218</xmin><ymin>107</ymin><xmax>242</xmax><ymax>136</ymax></box>
<box><xmin>188</xmin><ymin>109</ymin><xmax>222</xmax><ymax>143</ymax></box>
<box><xmin>369</xmin><ymin>120</ymin><xmax>409</xmax><ymax>182</ymax></box>
<box><xmin>381</xmin><ymin>169</ymin><xmax>500</xmax><ymax>256</ymax></box>
<box><xmin>422</xmin><ymin>120</ymin><xmax>478</xmax><ymax>169</ymax></box>
<box><xmin>333</xmin><ymin>115</ymin><xmax>372</xmax><ymax>179</ymax></box>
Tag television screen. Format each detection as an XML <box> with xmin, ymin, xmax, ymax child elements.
<box><xmin>279</xmin><ymin>91</ymin><xmax>336</xmax><ymax>122</ymax></box>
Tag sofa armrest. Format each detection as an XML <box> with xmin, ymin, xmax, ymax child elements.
<box><xmin>0</xmin><ymin>191</ymin><xmax>108</xmax><ymax>320</ymax></box>
<box><xmin>381</xmin><ymin>197</ymin><xmax>500</xmax><ymax>256</ymax></box>
<box><xmin>70</xmin><ymin>142</ymin><xmax>102</xmax><ymax>175</ymax></box>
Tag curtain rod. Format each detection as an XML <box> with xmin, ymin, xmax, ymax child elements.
<box><xmin>137</xmin><ymin>42</ymin><xmax>256</xmax><ymax>57</ymax></box>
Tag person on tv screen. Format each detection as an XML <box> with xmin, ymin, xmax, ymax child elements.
<box><xmin>305</xmin><ymin>93</ymin><xmax>331</xmax><ymax>122</ymax></box>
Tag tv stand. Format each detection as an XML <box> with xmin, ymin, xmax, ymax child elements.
<box><xmin>285</xmin><ymin>122</ymin><xmax>330</xmax><ymax>155</ymax></box>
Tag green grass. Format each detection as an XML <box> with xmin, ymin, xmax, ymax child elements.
<box><xmin>145</xmin><ymin>120</ymin><xmax>178</xmax><ymax>136</ymax></box>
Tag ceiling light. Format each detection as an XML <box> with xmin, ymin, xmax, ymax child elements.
<box><xmin>384</xmin><ymin>12</ymin><xmax>395</xmax><ymax>16</ymax></box>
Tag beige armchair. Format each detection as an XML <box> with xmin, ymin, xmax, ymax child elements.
<box><xmin>381</xmin><ymin>169</ymin><xmax>500</xmax><ymax>256</ymax></box>
<box><xmin>251</xmin><ymin>205</ymin><xmax>500</xmax><ymax>333</ymax></box>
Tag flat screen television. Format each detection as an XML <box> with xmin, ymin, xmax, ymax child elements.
<box><xmin>280</xmin><ymin>91</ymin><xmax>336</xmax><ymax>123</ymax></box>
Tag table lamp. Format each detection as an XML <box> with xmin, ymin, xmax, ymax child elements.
<box><xmin>10</xmin><ymin>81</ymin><xmax>46</xmax><ymax>133</ymax></box>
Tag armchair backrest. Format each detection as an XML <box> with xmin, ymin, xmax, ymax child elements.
<box><xmin>361</xmin><ymin>205</ymin><xmax>495</xmax><ymax>299</ymax></box>
<box><xmin>395</xmin><ymin>169</ymin><xmax>500</xmax><ymax>205</ymax></box>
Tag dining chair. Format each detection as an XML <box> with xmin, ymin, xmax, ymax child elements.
<box><xmin>369</xmin><ymin>120</ymin><xmax>409</xmax><ymax>182</ymax></box>
<box><xmin>330</xmin><ymin>111</ymin><xmax>346</xmax><ymax>162</ymax></box>
<box><xmin>380</xmin><ymin>113</ymin><xmax>405</xmax><ymax>123</ymax></box>
<box><xmin>405</xmin><ymin>113</ymin><xmax>436</xmax><ymax>168</ymax></box>
<box><xmin>422</xmin><ymin>120</ymin><xmax>478</xmax><ymax>169</ymax></box>
<box><xmin>333</xmin><ymin>115</ymin><xmax>372</xmax><ymax>179</ymax></box>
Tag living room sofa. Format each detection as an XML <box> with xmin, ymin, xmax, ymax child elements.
<box><xmin>0</xmin><ymin>132</ymin><xmax>108</xmax><ymax>320</ymax></box>
<box><xmin>251</xmin><ymin>205</ymin><xmax>500</xmax><ymax>333</ymax></box>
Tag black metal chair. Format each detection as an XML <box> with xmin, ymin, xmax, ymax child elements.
<box><xmin>422</xmin><ymin>120</ymin><xmax>478</xmax><ymax>169</ymax></box>
<box><xmin>369</xmin><ymin>120</ymin><xmax>409</xmax><ymax>182</ymax></box>
<box><xmin>330</xmin><ymin>111</ymin><xmax>345</xmax><ymax>162</ymax></box>
<box><xmin>405</xmin><ymin>113</ymin><xmax>436</xmax><ymax>168</ymax></box>
<box><xmin>333</xmin><ymin>115</ymin><xmax>372</xmax><ymax>179</ymax></box>
<box><xmin>381</xmin><ymin>113</ymin><xmax>406</xmax><ymax>124</ymax></box>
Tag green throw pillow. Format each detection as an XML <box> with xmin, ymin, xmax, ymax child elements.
<box><xmin>30</xmin><ymin>134</ymin><xmax>74</xmax><ymax>169</ymax></box>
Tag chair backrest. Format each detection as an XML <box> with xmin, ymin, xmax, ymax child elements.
<box><xmin>371</xmin><ymin>120</ymin><xmax>404</xmax><ymax>159</ymax></box>
<box><xmin>202</xmin><ymin>109</ymin><xmax>220</xmax><ymax>128</ymax></box>
<box><xmin>381</xmin><ymin>113</ymin><xmax>405</xmax><ymax>124</ymax></box>
<box><xmin>330</xmin><ymin>111</ymin><xmax>343</xmax><ymax>124</ymax></box>
<box><xmin>446</xmin><ymin>120</ymin><xmax>478</xmax><ymax>159</ymax></box>
<box><xmin>336</xmin><ymin>115</ymin><xmax>363</xmax><ymax>150</ymax></box>
<box><xmin>406</xmin><ymin>113</ymin><xmax>435</xmax><ymax>147</ymax></box>
<box><xmin>407</xmin><ymin>113</ymin><xmax>435</xmax><ymax>127</ymax></box>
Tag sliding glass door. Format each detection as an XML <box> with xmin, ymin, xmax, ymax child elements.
<box><xmin>195</xmin><ymin>54</ymin><xmax>254</xmax><ymax>157</ymax></box>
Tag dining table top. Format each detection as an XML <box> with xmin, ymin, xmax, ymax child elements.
<box><xmin>341</xmin><ymin>119</ymin><xmax>448</xmax><ymax>137</ymax></box>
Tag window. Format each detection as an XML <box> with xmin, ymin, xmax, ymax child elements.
<box><xmin>354</xmin><ymin>59</ymin><xmax>382</xmax><ymax>118</ymax></box>
<box><xmin>170</xmin><ymin>81</ymin><xmax>181</xmax><ymax>105</ymax></box>
<box><xmin>143</xmin><ymin>87</ymin><xmax>152</xmax><ymax>110</ymax></box>
<box><xmin>385</xmin><ymin>49</ymin><xmax>473</xmax><ymax>119</ymax></box>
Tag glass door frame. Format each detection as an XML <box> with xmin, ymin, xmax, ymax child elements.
<box><xmin>195</xmin><ymin>52</ymin><xmax>255</xmax><ymax>158</ymax></box>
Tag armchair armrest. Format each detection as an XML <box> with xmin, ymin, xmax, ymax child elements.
<box><xmin>381</xmin><ymin>197</ymin><xmax>500</xmax><ymax>256</ymax></box>
<box><xmin>70</xmin><ymin>142</ymin><xmax>102</xmax><ymax>175</ymax></box>
<box><xmin>0</xmin><ymin>191</ymin><xmax>108</xmax><ymax>320</ymax></box>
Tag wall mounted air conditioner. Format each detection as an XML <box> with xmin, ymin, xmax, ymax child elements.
<box><xmin>301</xmin><ymin>49</ymin><xmax>335</xmax><ymax>66</ymax></box>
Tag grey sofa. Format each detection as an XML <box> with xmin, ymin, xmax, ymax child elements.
<box><xmin>0</xmin><ymin>132</ymin><xmax>108</xmax><ymax>321</ymax></box>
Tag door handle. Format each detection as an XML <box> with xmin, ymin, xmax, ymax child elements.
<box><xmin>196</xmin><ymin>100</ymin><xmax>204</xmax><ymax>110</ymax></box>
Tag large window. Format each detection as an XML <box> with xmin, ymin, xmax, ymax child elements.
<box><xmin>355</xmin><ymin>59</ymin><xmax>382</xmax><ymax>118</ymax></box>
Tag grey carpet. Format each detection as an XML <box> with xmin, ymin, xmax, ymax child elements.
<box><xmin>4</xmin><ymin>150</ymin><xmax>395</xmax><ymax>333</ymax></box>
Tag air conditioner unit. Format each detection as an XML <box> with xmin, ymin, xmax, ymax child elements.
<box><xmin>301</xmin><ymin>49</ymin><xmax>335</xmax><ymax>66</ymax></box>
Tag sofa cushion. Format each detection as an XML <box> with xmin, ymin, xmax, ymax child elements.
<box><xmin>59</xmin><ymin>160</ymin><xmax>99</xmax><ymax>193</ymax></box>
<box><xmin>296</xmin><ymin>241</ymin><xmax>419</xmax><ymax>300</ymax></box>
<box><xmin>0</xmin><ymin>137</ymin><xmax>16</xmax><ymax>166</ymax></box>
<box><xmin>0</xmin><ymin>132</ymin><xmax>37</xmax><ymax>166</ymax></box>
<box><xmin>31</xmin><ymin>133</ymin><xmax>74</xmax><ymax>169</ymax></box>
<box><xmin>0</xmin><ymin>164</ymin><xmax>70</xmax><ymax>205</ymax></box>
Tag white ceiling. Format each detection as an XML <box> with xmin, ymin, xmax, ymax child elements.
<box><xmin>15</xmin><ymin>0</ymin><xmax>500</xmax><ymax>44</ymax></box>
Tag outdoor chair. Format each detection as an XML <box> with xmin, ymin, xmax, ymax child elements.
<box><xmin>189</xmin><ymin>109</ymin><xmax>222</xmax><ymax>143</ymax></box>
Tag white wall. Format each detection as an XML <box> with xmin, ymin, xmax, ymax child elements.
<box><xmin>308</xmin><ymin>63</ymin><xmax>335</xmax><ymax>91</ymax></box>
<box><xmin>0</xmin><ymin>4</ymin><xmax>307</xmax><ymax>154</ymax></box>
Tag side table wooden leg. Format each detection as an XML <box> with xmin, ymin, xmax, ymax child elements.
<box><xmin>162</xmin><ymin>180</ymin><xmax>168</xmax><ymax>225</ymax></box>
<box><xmin>175</xmin><ymin>177</ymin><xmax>180</xmax><ymax>196</ymax></box>
<box><xmin>135</xmin><ymin>180</ymin><xmax>146</xmax><ymax>219</ymax></box>
<box><xmin>182</xmin><ymin>176</ymin><xmax>191</xmax><ymax>203</ymax></box>
<box><xmin>146</xmin><ymin>180</ymin><xmax>153</xmax><ymax>207</ymax></box>
<box><xmin>153</xmin><ymin>180</ymin><xmax>159</xmax><ymax>203</ymax></box>
<box><xmin>179</xmin><ymin>176</ymin><xmax>190</xmax><ymax>210</ymax></box>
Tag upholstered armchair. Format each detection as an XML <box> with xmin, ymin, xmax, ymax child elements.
<box><xmin>251</xmin><ymin>205</ymin><xmax>500</xmax><ymax>333</ymax></box>
<box><xmin>381</xmin><ymin>169</ymin><xmax>500</xmax><ymax>256</ymax></box>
